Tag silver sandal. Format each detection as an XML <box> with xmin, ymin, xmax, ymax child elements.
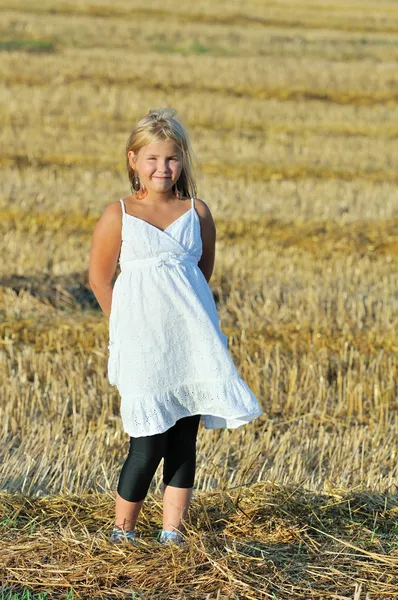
<box><xmin>110</xmin><ymin>527</ymin><xmax>138</xmax><ymax>545</ymax></box>
<box><xmin>157</xmin><ymin>529</ymin><xmax>184</xmax><ymax>545</ymax></box>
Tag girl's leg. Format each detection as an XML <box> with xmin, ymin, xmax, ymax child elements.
<box><xmin>162</xmin><ymin>415</ymin><xmax>201</xmax><ymax>534</ymax></box>
<box><xmin>115</xmin><ymin>430</ymin><xmax>167</xmax><ymax>531</ymax></box>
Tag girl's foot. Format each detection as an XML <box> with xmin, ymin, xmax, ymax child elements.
<box><xmin>157</xmin><ymin>529</ymin><xmax>184</xmax><ymax>546</ymax></box>
<box><xmin>110</xmin><ymin>526</ymin><xmax>138</xmax><ymax>545</ymax></box>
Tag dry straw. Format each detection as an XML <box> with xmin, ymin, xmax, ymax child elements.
<box><xmin>1</xmin><ymin>482</ymin><xmax>398</xmax><ymax>599</ymax></box>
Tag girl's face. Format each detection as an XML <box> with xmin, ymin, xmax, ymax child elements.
<box><xmin>128</xmin><ymin>139</ymin><xmax>183</xmax><ymax>196</ymax></box>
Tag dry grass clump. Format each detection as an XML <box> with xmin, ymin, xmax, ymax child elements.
<box><xmin>3</xmin><ymin>3</ymin><xmax>398</xmax><ymax>62</ymax></box>
<box><xmin>1</xmin><ymin>482</ymin><xmax>397</xmax><ymax>599</ymax></box>
<box><xmin>3</xmin><ymin>0</ymin><xmax>398</xmax><ymax>34</ymax></box>
<box><xmin>2</xmin><ymin>47</ymin><xmax>398</xmax><ymax>104</ymax></box>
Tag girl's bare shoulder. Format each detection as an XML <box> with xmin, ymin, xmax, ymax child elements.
<box><xmin>193</xmin><ymin>197</ymin><xmax>215</xmax><ymax>224</ymax></box>
<box><xmin>101</xmin><ymin>199</ymin><xmax>124</xmax><ymax>220</ymax></box>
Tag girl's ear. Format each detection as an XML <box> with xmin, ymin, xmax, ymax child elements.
<box><xmin>128</xmin><ymin>150</ymin><xmax>137</xmax><ymax>170</ymax></box>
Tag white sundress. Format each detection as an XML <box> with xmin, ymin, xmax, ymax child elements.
<box><xmin>107</xmin><ymin>196</ymin><xmax>264</xmax><ymax>437</ymax></box>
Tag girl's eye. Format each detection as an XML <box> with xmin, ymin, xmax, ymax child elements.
<box><xmin>147</xmin><ymin>157</ymin><xmax>179</xmax><ymax>160</ymax></box>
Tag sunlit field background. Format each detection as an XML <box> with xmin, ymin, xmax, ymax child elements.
<box><xmin>1</xmin><ymin>1</ymin><xmax>397</xmax><ymax>598</ymax></box>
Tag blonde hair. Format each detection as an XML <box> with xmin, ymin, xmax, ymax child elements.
<box><xmin>125</xmin><ymin>107</ymin><xmax>198</xmax><ymax>199</ymax></box>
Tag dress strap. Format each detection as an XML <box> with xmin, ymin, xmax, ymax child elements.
<box><xmin>119</xmin><ymin>198</ymin><xmax>126</xmax><ymax>215</ymax></box>
<box><xmin>191</xmin><ymin>196</ymin><xmax>195</xmax><ymax>209</ymax></box>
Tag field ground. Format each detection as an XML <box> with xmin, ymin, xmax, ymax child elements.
<box><xmin>0</xmin><ymin>0</ymin><xmax>397</xmax><ymax>598</ymax></box>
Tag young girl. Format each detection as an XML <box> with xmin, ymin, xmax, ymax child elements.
<box><xmin>89</xmin><ymin>107</ymin><xmax>263</xmax><ymax>546</ymax></box>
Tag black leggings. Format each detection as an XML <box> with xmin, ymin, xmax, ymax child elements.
<box><xmin>117</xmin><ymin>414</ymin><xmax>201</xmax><ymax>502</ymax></box>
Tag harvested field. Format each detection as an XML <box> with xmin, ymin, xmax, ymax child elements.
<box><xmin>0</xmin><ymin>0</ymin><xmax>397</xmax><ymax>598</ymax></box>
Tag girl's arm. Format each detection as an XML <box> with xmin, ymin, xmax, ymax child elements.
<box><xmin>196</xmin><ymin>198</ymin><xmax>216</xmax><ymax>283</ymax></box>
<box><xmin>88</xmin><ymin>202</ymin><xmax>122</xmax><ymax>318</ymax></box>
